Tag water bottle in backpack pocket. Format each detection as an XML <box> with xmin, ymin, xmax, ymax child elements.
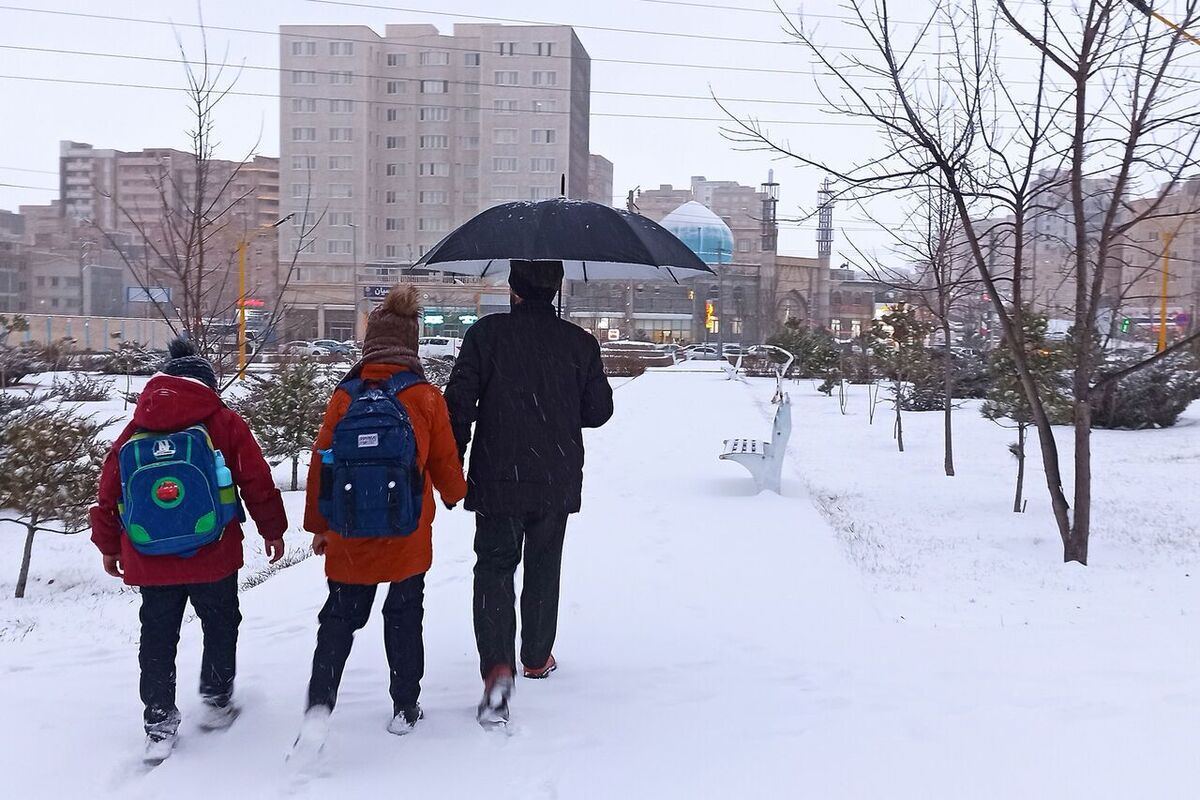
<box><xmin>117</xmin><ymin>424</ymin><xmax>244</xmax><ymax>557</ymax></box>
<box><xmin>318</xmin><ymin>372</ymin><xmax>426</xmax><ymax>538</ymax></box>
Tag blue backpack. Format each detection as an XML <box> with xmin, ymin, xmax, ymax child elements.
<box><xmin>318</xmin><ymin>372</ymin><xmax>425</xmax><ymax>538</ymax></box>
<box><xmin>117</xmin><ymin>424</ymin><xmax>243</xmax><ymax>557</ymax></box>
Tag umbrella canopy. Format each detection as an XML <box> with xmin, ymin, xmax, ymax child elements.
<box><xmin>412</xmin><ymin>198</ymin><xmax>717</xmax><ymax>283</ymax></box>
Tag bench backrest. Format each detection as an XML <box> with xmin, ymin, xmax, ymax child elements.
<box><xmin>773</xmin><ymin>395</ymin><xmax>792</xmax><ymax>452</ymax></box>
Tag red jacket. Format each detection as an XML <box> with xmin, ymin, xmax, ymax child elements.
<box><xmin>90</xmin><ymin>375</ymin><xmax>288</xmax><ymax>586</ymax></box>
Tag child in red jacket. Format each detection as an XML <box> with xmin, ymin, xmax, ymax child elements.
<box><xmin>90</xmin><ymin>338</ymin><xmax>287</xmax><ymax>764</ymax></box>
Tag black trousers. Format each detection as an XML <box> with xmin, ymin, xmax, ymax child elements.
<box><xmin>138</xmin><ymin>573</ymin><xmax>241</xmax><ymax>735</ymax></box>
<box><xmin>306</xmin><ymin>574</ymin><xmax>425</xmax><ymax>714</ymax></box>
<box><xmin>473</xmin><ymin>512</ymin><xmax>570</xmax><ymax>679</ymax></box>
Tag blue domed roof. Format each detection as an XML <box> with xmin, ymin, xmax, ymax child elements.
<box><xmin>660</xmin><ymin>201</ymin><xmax>734</xmax><ymax>265</ymax></box>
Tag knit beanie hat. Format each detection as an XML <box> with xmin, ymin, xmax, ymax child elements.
<box><xmin>346</xmin><ymin>284</ymin><xmax>425</xmax><ymax>379</ymax></box>
<box><xmin>161</xmin><ymin>336</ymin><xmax>218</xmax><ymax>390</ymax></box>
<box><xmin>509</xmin><ymin>260</ymin><xmax>564</xmax><ymax>305</ymax></box>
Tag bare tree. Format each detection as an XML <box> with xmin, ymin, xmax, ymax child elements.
<box><xmin>723</xmin><ymin>0</ymin><xmax>1200</xmax><ymax>564</ymax></box>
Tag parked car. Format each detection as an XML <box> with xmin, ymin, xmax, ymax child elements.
<box><xmin>683</xmin><ymin>344</ymin><xmax>722</xmax><ymax>361</ymax></box>
<box><xmin>312</xmin><ymin>339</ymin><xmax>353</xmax><ymax>357</ymax></box>
<box><xmin>657</xmin><ymin>343</ymin><xmax>685</xmax><ymax>362</ymax></box>
<box><xmin>279</xmin><ymin>340</ymin><xmax>330</xmax><ymax>357</ymax></box>
<box><xmin>722</xmin><ymin>343</ymin><xmax>750</xmax><ymax>357</ymax></box>
<box><xmin>418</xmin><ymin>336</ymin><xmax>462</xmax><ymax>361</ymax></box>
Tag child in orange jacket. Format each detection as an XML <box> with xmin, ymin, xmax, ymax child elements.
<box><xmin>295</xmin><ymin>286</ymin><xmax>466</xmax><ymax>751</ymax></box>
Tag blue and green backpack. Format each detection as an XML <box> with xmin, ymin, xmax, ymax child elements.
<box><xmin>117</xmin><ymin>425</ymin><xmax>243</xmax><ymax>557</ymax></box>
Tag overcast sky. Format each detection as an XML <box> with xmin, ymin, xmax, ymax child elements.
<box><xmin>6</xmin><ymin>1</ymin><xmax>1189</xmax><ymax>262</ymax></box>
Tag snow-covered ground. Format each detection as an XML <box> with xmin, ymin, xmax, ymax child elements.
<box><xmin>1</xmin><ymin>369</ymin><xmax>1196</xmax><ymax>798</ymax></box>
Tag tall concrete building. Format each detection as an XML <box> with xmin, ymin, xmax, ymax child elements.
<box><xmin>277</xmin><ymin>22</ymin><xmax>597</xmax><ymax>339</ymax></box>
<box><xmin>587</xmin><ymin>154</ymin><xmax>613</xmax><ymax>206</ymax></box>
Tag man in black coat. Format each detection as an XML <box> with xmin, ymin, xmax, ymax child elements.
<box><xmin>444</xmin><ymin>260</ymin><xmax>613</xmax><ymax>727</ymax></box>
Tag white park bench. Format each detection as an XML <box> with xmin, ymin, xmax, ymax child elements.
<box><xmin>720</xmin><ymin>394</ymin><xmax>792</xmax><ymax>494</ymax></box>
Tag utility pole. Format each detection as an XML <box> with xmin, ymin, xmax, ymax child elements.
<box><xmin>1159</xmin><ymin>229</ymin><xmax>1173</xmax><ymax>352</ymax></box>
<box><xmin>624</xmin><ymin>188</ymin><xmax>640</xmax><ymax>340</ymax></box>
<box><xmin>349</xmin><ymin>221</ymin><xmax>360</xmax><ymax>342</ymax></box>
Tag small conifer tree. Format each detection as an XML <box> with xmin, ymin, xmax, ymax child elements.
<box><xmin>871</xmin><ymin>303</ymin><xmax>933</xmax><ymax>452</ymax></box>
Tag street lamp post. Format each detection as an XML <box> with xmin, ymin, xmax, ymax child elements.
<box><xmin>349</xmin><ymin>221</ymin><xmax>360</xmax><ymax>342</ymax></box>
<box><xmin>238</xmin><ymin>214</ymin><xmax>294</xmax><ymax>379</ymax></box>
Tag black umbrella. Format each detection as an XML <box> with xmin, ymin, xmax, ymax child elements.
<box><xmin>412</xmin><ymin>198</ymin><xmax>716</xmax><ymax>283</ymax></box>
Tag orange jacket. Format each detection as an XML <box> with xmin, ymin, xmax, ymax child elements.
<box><xmin>304</xmin><ymin>364</ymin><xmax>467</xmax><ymax>585</ymax></box>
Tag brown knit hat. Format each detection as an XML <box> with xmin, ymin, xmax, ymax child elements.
<box><xmin>347</xmin><ymin>284</ymin><xmax>425</xmax><ymax>378</ymax></box>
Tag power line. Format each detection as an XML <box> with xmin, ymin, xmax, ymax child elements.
<box><xmin>0</xmin><ymin>5</ymin><xmax>825</xmax><ymax>77</ymax></box>
<box><xmin>0</xmin><ymin>165</ymin><xmax>58</xmax><ymax>175</ymax></box>
<box><xmin>0</xmin><ymin>43</ymin><xmax>839</xmax><ymax>109</ymax></box>
<box><xmin>0</xmin><ymin>182</ymin><xmax>57</xmax><ymax>191</ymax></box>
<box><xmin>301</xmin><ymin>0</ymin><xmax>805</xmax><ymax>47</ymax></box>
<box><xmin>0</xmin><ymin>73</ymin><xmax>877</xmax><ymax>126</ymax></box>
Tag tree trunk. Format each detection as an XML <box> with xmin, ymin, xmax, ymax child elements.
<box><xmin>291</xmin><ymin>455</ymin><xmax>300</xmax><ymax>492</ymax></box>
<box><xmin>1068</xmin><ymin>385</ymin><xmax>1092</xmax><ymax>565</ymax></box>
<box><xmin>942</xmin><ymin>321</ymin><xmax>955</xmax><ymax>476</ymax></box>
<box><xmin>15</xmin><ymin>521</ymin><xmax>36</xmax><ymax>599</ymax></box>
<box><xmin>894</xmin><ymin>380</ymin><xmax>905</xmax><ymax>452</ymax></box>
<box><xmin>1014</xmin><ymin>423</ymin><xmax>1027</xmax><ymax>513</ymax></box>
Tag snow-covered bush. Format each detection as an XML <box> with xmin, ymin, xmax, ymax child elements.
<box><xmin>0</xmin><ymin>404</ymin><xmax>112</xmax><ymax>598</ymax></box>
<box><xmin>96</xmin><ymin>341</ymin><xmax>162</xmax><ymax>376</ymax></box>
<box><xmin>229</xmin><ymin>357</ymin><xmax>338</xmax><ymax>491</ymax></box>
<box><xmin>1091</xmin><ymin>354</ymin><xmax>1200</xmax><ymax>429</ymax></box>
<box><xmin>46</xmin><ymin>373</ymin><xmax>112</xmax><ymax>402</ymax></box>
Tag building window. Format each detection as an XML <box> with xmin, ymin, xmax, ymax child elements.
<box><xmin>386</xmin><ymin>108</ymin><xmax>400</xmax><ymax>122</ymax></box>
<box><xmin>385</xmin><ymin>245</ymin><xmax>402</xmax><ymax>258</ymax></box>
<box><xmin>291</xmin><ymin>98</ymin><xmax>317</xmax><ymax>113</ymax></box>
<box><xmin>831</xmin><ymin>319</ymin><xmax>842</xmax><ymax>337</ymax></box>
<box><xmin>386</xmin><ymin>80</ymin><xmax>406</xmax><ymax>94</ymax></box>
<box><xmin>497</xmin><ymin>41</ymin><xmax>516</xmax><ymax>56</ymax></box>
<box><xmin>385</xmin><ymin>163</ymin><xmax>404</xmax><ymax>177</ymax></box>
<box><xmin>535</xmin><ymin>42</ymin><xmax>555</xmax><ymax>56</ymax></box>
<box><xmin>493</xmin><ymin>99</ymin><xmax>518</xmax><ymax>114</ymax></box>
<box><xmin>419</xmin><ymin>106</ymin><xmax>450</xmax><ymax>122</ymax></box>
<box><xmin>290</xmin><ymin>238</ymin><xmax>316</xmax><ymax>254</ymax></box>
<box><xmin>291</xmin><ymin>127</ymin><xmax>317</xmax><ymax>141</ymax></box>
<box><xmin>329</xmin><ymin>127</ymin><xmax>354</xmax><ymax>142</ymax></box>
<box><xmin>463</xmin><ymin>108</ymin><xmax>480</xmax><ymax>123</ymax></box>
<box><xmin>329</xmin><ymin>41</ymin><xmax>354</xmax><ymax>56</ymax></box>
<box><xmin>328</xmin><ymin>155</ymin><xmax>352</xmax><ymax>171</ymax></box>
<box><xmin>531</xmin><ymin>71</ymin><xmax>557</xmax><ymax>86</ymax></box>
<box><xmin>418</xmin><ymin>218</ymin><xmax>450</xmax><ymax>232</ymax></box>
<box><xmin>291</xmin><ymin>70</ymin><xmax>317</xmax><ymax>84</ymax></box>
<box><xmin>531</xmin><ymin>129</ymin><xmax>556</xmax><ymax>144</ymax></box>
<box><xmin>327</xmin><ymin>239</ymin><xmax>352</xmax><ymax>254</ymax></box>
<box><xmin>737</xmin><ymin>239</ymin><xmax>752</xmax><ymax>253</ymax></box>
<box><xmin>419</xmin><ymin>80</ymin><xmax>448</xmax><ymax>94</ymax></box>
<box><xmin>465</xmin><ymin>52</ymin><xmax>481</xmax><ymax>66</ymax></box>
<box><xmin>461</xmin><ymin>136</ymin><xmax>480</xmax><ymax>150</ymax></box>
<box><xmin>292</xmin><ymin>41</ymin><xmax>317</xmax><ymax>56</ymax></box>
<box><xmin>387</xmin><ymin>53</ymin><xmax>406</xmax><ymax>67</ymax></box>
<box><xmin>418</xmin><ymin>190</ymin><xmax>447</xmax><ymax>204</ymax></box>
<box><xmin>385</xmin><ymin>191</ymin><xmax>398</xmax><ymax>204</ymax></box>
<box><xmin>290</xmin><ymin>183</ymin><xmax>310</xmax><ymax>198</ymax></box>
<box><xmin>419</xmin><ymin>51</ymin><xmax>450</xmax><ymax>66</ymax></box>
<box><xmin>385</xmin><ymin>217</ymin><xmax>404</xmax><ymax>231</ymax></box>
<box><xmin>419</xmin><ymin>162</ymin><xmax>450</xmax><ymax>177</ymax></box>
<box><xmin>463</xmin><ymin>191</ymin><xmax>478</xmax><ymax>206</ymax></box>
<box><xmin>493</xmin><ymin>128</ymin><xmax>518</xmax><ymax>145</ymax></box>
<box><xmin>290</xmin><ymin>212</ymin><xmax>316</xmax><ymax>228</ymax></box>
<box><xmin>494</xmin><ymin>71</ymin><xmax>519</xmax><ymax>86</ymax></box>
<box><xmin>532</xmin><ymin>99</ymin><xmax>557</xmax><ymax>114</ymax></box>
<box><xmin>419</xmin><ymin>135</ymin><xmax>449</xmax><ymax>149</ymax></box>
<box><xmin>329</xmin><ymin>183</ymin><xmax>353</xmax><ymax>199</ymax></box>
<box><xmin>292</xmin><ymin>155</ymin><xmax>317</xmax><ymax>171</ymax></box>
<box><xmin>491</xmin><ymin>186</ymin><xmax>518</xmax><ymax>201</ymax></box>
<box><xmin>385</xmin><ymin>136</ymin><xmax>406</xmax><ymax>149</ymax></box>
<box><xmin>493</xmin><ymin>158</ymin><xmax>519</xmax><ymax>173</ymax></box>
<box><xmin>530</xmin><ymin>186</ymin><xmax>555</xmax><ymax>200</ymax></box>
<box><xmin>329</xmin><ymin>70</ymin><xmax>353</xmax><ymax>85</ymax></box>
<box><xmin>464</xmin><ymin>81</ymin><xmax>480</xmax><ymax>94</ymax></box>
<box><xmin>530</xmin><ymin>157</ymin><xmax>556</xmax><ymax>173</ymax></box>
<box><xmin>330</xmin><ymin>99</ymin><xmax>354</xmax><ymax>113</ymax></box>
<box><xmin>329</xmin><ymin>212</ymin><xmax>353</xmax><ymax>226</ymax></box>
<box><xmin>463</xmin><ymin>164</ymin><xmax>479</xmax><ymax>178</ymax></box>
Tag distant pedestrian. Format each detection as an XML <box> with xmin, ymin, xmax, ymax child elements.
<box><xmin>444</xmin><ymin>260</ymin><xmax>613</xmax><ymax>728</ymax></box>
<box><xmin>293</xmin><ymin>286</ymin><xmax>466</xmax><ymax>757</ymax></box>
<box><xmin>90</xmin><ymin>337</ymin><xmax>287</xmax><ymax>765</ymax></box>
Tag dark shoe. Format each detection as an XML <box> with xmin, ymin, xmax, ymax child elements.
<box><xmin>387</xmin><ymin>703</ymin><xmax>423</xmax><ymax>736</ymax></box>
<box><xmin>476</xmin><ymin>665</ymin><xmax>514</xmax><ymax>729</ymax></box>
<box><xmin>522</xmin><ymin>654</ymin><xmax>557</xmax><ymax>679</ymax></box>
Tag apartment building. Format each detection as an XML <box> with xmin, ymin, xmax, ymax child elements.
<box><xmin>276</xmin><ymin>22</ymin><xmax>596</xmax><ymax>339</ymax></box>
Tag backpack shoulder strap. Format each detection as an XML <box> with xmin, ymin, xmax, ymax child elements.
<box><xmin>338</xmin><ymin>377</ymin><xmax>366</xmax><ymax>399</ymax></box>
<box><xmin>382</xmin><ymin>370</ymin><xmax>426</xmax><ymax>396</ymax></box>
